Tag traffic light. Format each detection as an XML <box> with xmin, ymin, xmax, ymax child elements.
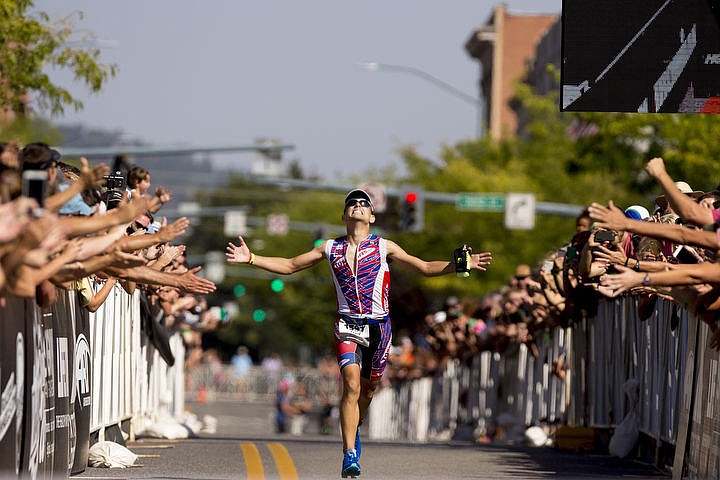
<box><xmin>233</xmin><ymin>284</ymin><xmax>247</xmax><ymax>297</ymax></box>
<box><xmin>313</xmin><ymin>224</ymin><xmax>328</xmax><ymax>247</ymax></box>
<box><xmin>270</xmin><ymin>278</ymin><xmax>285</xmax><ymax>293</ymax></box>
<box><xmin>398</xmin><ymin>186</ymin><xmax>424</xmax><ymax>232</ymax></box>
<box><xmin>252</xmin><ymin>309</ymin><xmax>266</xmax><ymax>322</ymax></box>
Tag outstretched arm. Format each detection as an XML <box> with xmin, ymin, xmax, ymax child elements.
<box><xmin>61</xmin><ymin>195</ymin><xmax>149</xmax><ymax>238</ymax></box>
<box><xmin>600</xmin><ymin>262</ymin><xmax>720</xmax><ymax>296</ymax></box>
<box><xmin>588</xmin><ymin>200</ymin><xmax>718</xmax><ymax>251</ymax></box>
<box><xmin>385</xmin><ymin>240</ymin><xmax>492</xmax><ymax>277</ymax></box>
<box><xmin>113</xmin><ymin>217</ymin><xmax>189</xmax><ymax>253</ymax></box>
<box><xmin>646</xmin><ymin>157</ymin><xmax>713</xmax><ymax>227</ymax></box>
<box><xmin>226</xmin><ymin>235</ymin><xmax>325</xmax><ymax>274</ymax></box>
<box><xmin>105</xmin><ymin>264</ymin><xmax>216</xmax><ymax>294</ymax></box>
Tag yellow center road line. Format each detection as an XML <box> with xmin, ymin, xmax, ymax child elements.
<box><xmin>267</xmin><ymin>442</ymin><xmax>299</xmax><ymax>480</ymax></box>
<box><xmin>240</xmin><ymin>442</ymin><xmax>265</xmax><ymax>480</ymax></box>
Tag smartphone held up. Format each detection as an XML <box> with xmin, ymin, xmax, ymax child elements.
<box><xmin>21</xmin><ymin>170</ymin><xmax>48</xmax><ymax>217</ymax></box>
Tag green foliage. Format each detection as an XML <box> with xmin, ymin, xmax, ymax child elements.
<box><xmin>187</xmin><ymin>179</ymin><xmax>341</xmax><ymax>358</ymax></box>
<box><xmin>0</xmin><ymin>115</ymin><xmax>61</xmax><ymax>144</ymax></box>
<box><xmin>0</xmin><ymin>1</ymin><xmax>116</xmax><ymax>117</ymax></box>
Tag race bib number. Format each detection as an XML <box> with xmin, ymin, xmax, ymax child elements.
<box><xmin>338</xmin><ymin>318</ymin><xmax>370</xmax><ymax>347</ymax></box>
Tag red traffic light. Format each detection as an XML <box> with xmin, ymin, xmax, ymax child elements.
<box><xmin>404</xmin><ymin>191</ymin><xmax>418</xmax><ymax>204</ymax></box>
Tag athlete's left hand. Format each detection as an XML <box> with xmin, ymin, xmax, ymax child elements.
<box><xmin>469</xmin><ymin>250</ymin><xmax>493</xmax><ymax>271</ymax></box>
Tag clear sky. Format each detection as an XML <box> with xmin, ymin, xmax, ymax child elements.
<box><xmin>34</xmin><ymin>1</ymin><xmax>560</xmax><ymax>180</ymax></box>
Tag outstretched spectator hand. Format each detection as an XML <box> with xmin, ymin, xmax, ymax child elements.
<box><xmin>645</xmin><ymin>157</ymin><xmax>667</xmax><ymax>179</ymax></box>
<box><xmin>155</xmin><ymin>186</ymin><xmax>172</xmax><ymax>204</ymax></box>
<box><xmin>156</xmin><ymin>245</ymin><xmax>186</xmax><ymax>269</ymax></box>
<box><xmin>588</xmin><ymin>201</ymin><xmax>628</xmax><ymax>231</ymax></box>
<box><xmin>177</xmin><ymin>266</ymin><xmax>216</xmax><ymax>294</ymax></box>
<box><xmin>39</xmin><ymin>216</ymin><xmax>70</xmax><ymax>253</ymax></box>
<box><xmin>147</xmin><ymin>186</ymin><xmax>173</xmax><ymax>214</ymax></box>
<box><xmin>157</xmin><ymin>217</ymin><xmax>189</xmax><ymax>242</ymax></box>
<box><xmin>118</xmin><ymin>194</ymin><xmax>150</xmax><ymax>223</ymax></box>
<box><xmin>56</xmin><ymin>238</ymin><xmax>83</xmax><ymax>263</ymax></box>
<box><xmin>78</xmin><ymin>156</ymin><xmax>110</xmax><ymax>189</ymax></box>
<box><xmin>599</xmin><ymin>264</ymin><xmax>643</xmax><ymax>295</ymax></box>
<box><xmin>109</xmin><ymin>249</ymin><xmax>147</xmax><ymax>269</ymax></box>
<box><xmin>14</xmin><ymin>213</ymin><xmax>68</xmax><ymax>254</ymax></box>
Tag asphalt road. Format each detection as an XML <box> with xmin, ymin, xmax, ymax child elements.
<box><xmin>75</xmin><ymin>399</ymin><xmax>670</xmax><ymax>480</ymax></box>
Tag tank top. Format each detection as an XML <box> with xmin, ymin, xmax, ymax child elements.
<box><xmin>324</xmin><ymin>234</ymin><xmax>390</xmax><ymax>321</ymax></box>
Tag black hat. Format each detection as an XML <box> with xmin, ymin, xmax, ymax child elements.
<box><xmin>344</xmin><ymin>188</ymin><xmax>374</xmax><ymax>211</ymax></box>
<box><xmin>21</xmin><ymin>142</ymin><xmax>61</xmax><ymax>171</ymax></box>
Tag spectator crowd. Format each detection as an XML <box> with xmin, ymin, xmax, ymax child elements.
<box><xmin>0</xmin><ymin>140</ymin><xmax>221</xmax><ymax>369</ymax></box>
<box><xmin>384</xmin><ymin>157</ymin><xmax>720</xmax><ymax>389</ymax></box>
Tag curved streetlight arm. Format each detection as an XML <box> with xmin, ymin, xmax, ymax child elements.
<box><xmin>357</xmin><ymin>61</ymin><xmax>478</xmax><ymax>106</ymax></box>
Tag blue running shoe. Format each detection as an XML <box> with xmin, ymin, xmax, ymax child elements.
<box><xmin>355</xmin><ymin>427</ymin><xmax>362</xmax><ymax>459</ymax></box>
<box><xmin>341</xmin><ymin>449</ymin><xmax>361</xmax><ymax>478</ymax></box>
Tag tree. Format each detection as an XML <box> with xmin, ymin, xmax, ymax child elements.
<box><xmin>0</xmin><ymin>0</ymin><xmax>116</xmax><ymax>118</ymax></box>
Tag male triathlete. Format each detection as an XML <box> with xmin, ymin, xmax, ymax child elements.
<box><xmin>226</xmin><ymin>188</ymin><xmax>493</xmax><ymax>478</ymax></box>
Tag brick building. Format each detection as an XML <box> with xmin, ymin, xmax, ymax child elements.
<box><xmin>465</xmin><ymin>4</ymin><xmax>558</xmax><ymax>139</ymax></box>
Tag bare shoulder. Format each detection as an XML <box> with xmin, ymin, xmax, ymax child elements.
<box><xmin>309</xmin><ymin>239</ymin><xmax>331</xmax><ymax>260</ymax></box>
<box><xmin>385</xmin><ymin>239</ymin><xmax>408</xmax><ymax>257</ymax></box>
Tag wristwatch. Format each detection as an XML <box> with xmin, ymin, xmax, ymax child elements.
<box><xmin>642</xmin><ymin>273</ymin><xmax>651</xmax><ymax>286</ymax></box>
<box><xmin>633</xmin><ymin>259</ymin><xmax>641</xmax><ymax>272</ymax></box>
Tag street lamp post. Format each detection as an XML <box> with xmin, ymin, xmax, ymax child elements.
<box><xmin>357</xmin><ymin>61</ymin><xmax>483</xmax><ymax>138</ymax></box>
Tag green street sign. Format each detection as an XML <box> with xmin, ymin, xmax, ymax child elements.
<box><xmin>456</xmin><ymin>193</ymin><xmax>505</xmax><ymax>212</ymax></box>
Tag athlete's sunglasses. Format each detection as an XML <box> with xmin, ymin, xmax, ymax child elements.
<box><xmin>345</xmin><ymin>198</ymin><xmax>372</xmax><ymax>209</ymax></box>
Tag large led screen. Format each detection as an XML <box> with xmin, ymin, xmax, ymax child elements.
<box><xmin>561</xmin><ymin>0</ymin><xmax>720</xmax><ymax>113</ymax></box>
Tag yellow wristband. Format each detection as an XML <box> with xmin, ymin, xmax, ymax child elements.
<box><xmin>248</xmin><ymin>252</ymin><xmax>255</xmax><ymax>265</ymax></box>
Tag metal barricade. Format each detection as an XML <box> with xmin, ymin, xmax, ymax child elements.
<box><xmin>367</xmin><ymin>296</ymin><xmax>690</xmax><ymax>450</ymax></box>
<box><xmin>88</xmin><ymin>282</ymin><xmax>185</xmax><ymax>438</ymax></box>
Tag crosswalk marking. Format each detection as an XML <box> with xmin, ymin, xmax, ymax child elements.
<box><xmin>267</xmin><ymin>443</ymin><xmax>299</xmax><ymax>480</ymax></box>
<box><xmin>240</xmin><ymin>442</ymin><xmax>265</xmax><ymax>479</ymax></box>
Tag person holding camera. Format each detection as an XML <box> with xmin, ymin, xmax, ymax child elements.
<box><xmin>578</xmin><ymin>226</ymin><xmax>628</xmax><ymax>285</ymax></box>
<box><xmin>226</xmin><ymin>188</ymin><xmax>493</xmax><ymax>478</ymax></box>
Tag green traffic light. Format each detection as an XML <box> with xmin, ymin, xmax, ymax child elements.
<box><xmin>233</xmin><ymin>284</ymin><xmax>246</xmax><ymax>297</ymax></box>
<box><xmin>252</xmin><ymin>309</ymin><xmax>266</xmax><ymax>322</ymax></box>
<box><xmin>270</xmin><ymin>278</ymin><xmax>285</xmax><ymax>292</ymax></box>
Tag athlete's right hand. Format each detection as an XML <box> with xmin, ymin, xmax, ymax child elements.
<box><xmin>226</xmin><ymin>235</ymin><xmax>251</xmax><ymax>263</ymax></box>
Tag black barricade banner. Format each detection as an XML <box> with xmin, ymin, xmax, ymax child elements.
<box><xmin>70</xmin><ymin>291</ymin><xmax>91</xmax><ymax>475</ymax></box>
<box><xmin>0</xmin><ymin>298</ymin><xmax>26</xmax><ymax>476</ymax></box>
<box><xmin>52</xmin><ymin>292</ymin><xmax>72</xmax><ymax>475</ymax></box>
<box><xmin>22</xmin><ymin>301</ymin><xmax>55</xmax><ymax>479</ymax></box>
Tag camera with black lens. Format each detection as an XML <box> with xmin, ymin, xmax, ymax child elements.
<box><xmin>594</xmin><ymin>230</ymin><xmax>615</xmax><ymax>243</ymax></box>
<box><xmin>103</xmin><ymin>171</ymin><xmax>126</xmax><ymax>210</ymax></box>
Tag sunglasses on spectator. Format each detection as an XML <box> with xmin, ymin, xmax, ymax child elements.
<box><xmin>345</xmin><ymin>199</ymin><xmax>372</xmax><ymax>209</ymax></box>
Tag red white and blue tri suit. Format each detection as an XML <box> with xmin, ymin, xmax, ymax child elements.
<box><xmin>325</xmin><ymin>234</ymin><xmax>392</xmax><ymax>381</ymax></box>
